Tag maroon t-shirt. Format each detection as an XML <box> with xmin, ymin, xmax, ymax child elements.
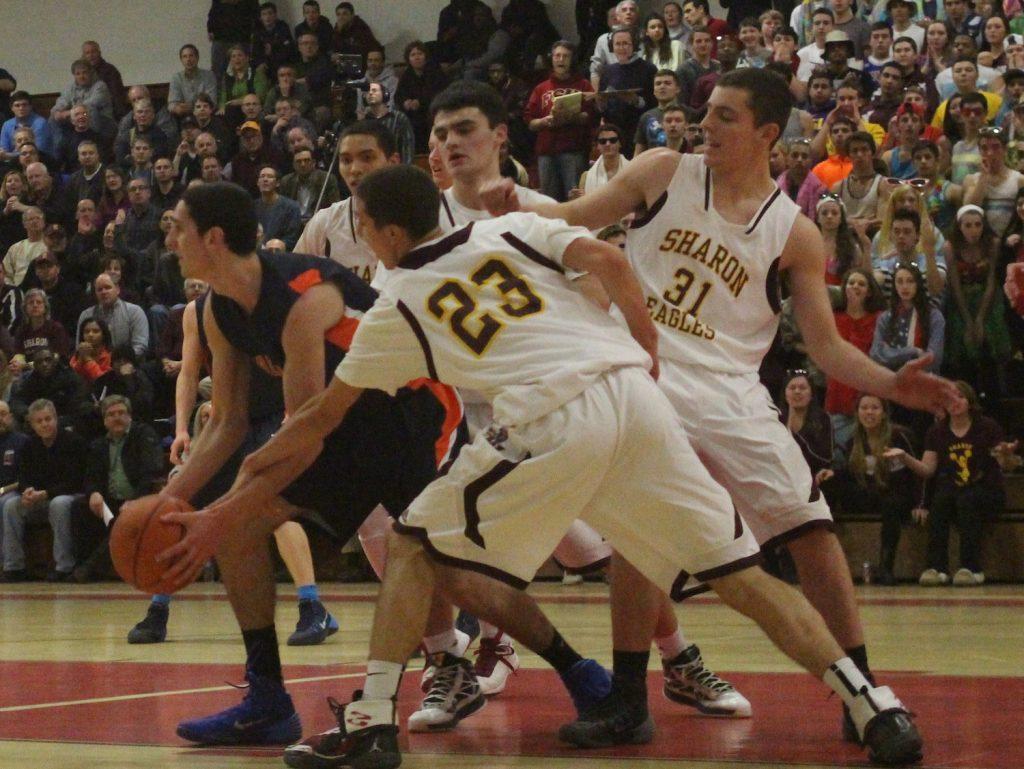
<box><xmin>924</xmin><ymin>416</ymin><xmax>1005</xmax><ymax>490</ymax></box>
<box><xmin>524</xmin><ymin>75</ymin><xmax>594</xmax><ymax>157</ymax></box>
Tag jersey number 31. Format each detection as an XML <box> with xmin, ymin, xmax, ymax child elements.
<box><xmin>427</xmin><ymin>258</ymin><xmax>543</xmax><ymax>355</ymax></box>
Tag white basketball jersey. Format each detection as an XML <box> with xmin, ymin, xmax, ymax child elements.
<box><xmin>336</xmin><ymin>213</ymin><xmax>651</xmax><ymax>426</ymax></box>
<box><xmin>294</xmin><ymin>197</ymin><xmax>377</xmax><ymax>283</ymax></box>
<box><xmin>438</xmin><ymin>185</ymin><xmax>556</xmax><ymax>232</ymax></box>
<box><xmin>626</xmin><ymin>153</ymin><xmax>799</xmax><ymax>374</ymax></box>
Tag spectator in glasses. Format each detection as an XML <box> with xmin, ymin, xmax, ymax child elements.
<box><xmin>932</xmin><ymin>57</ymin><xmax>1003</xmax><ymax>130</ymax></box>
<box><xmin>950</xmin><ymin>92</ymin><xmax>990</xmax><ymax>185</ymax></box>
<box><xmin>574</xmin><ymin>124</ymin><xmax>629</xmax><ymax>200</ymax></box>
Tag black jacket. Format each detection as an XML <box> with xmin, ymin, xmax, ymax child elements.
<box><xmin>84</xmin><ymin>422</ymin><xmax>163</xmax><ymax>500</ymax></box>
<box><xmin>18</xmin><ymin>428</ymin><xmax>86</xmax><ymax>497</ymax></box>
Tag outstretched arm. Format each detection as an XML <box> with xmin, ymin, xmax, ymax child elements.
<box><xmin>785</xmin><ymin>216</ymin><xmax>958</xmax><ymax>413</ymax></box>
<box><xmin>482</xmin><ymin>148</ymin><xmax>679</xmax><ymax>231</ymax></box>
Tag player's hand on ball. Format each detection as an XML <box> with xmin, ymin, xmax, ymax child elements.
<box><xmin>157</xmin><ymin>505</ymin><xmax>229</xmax><ymax>588</ymax></box>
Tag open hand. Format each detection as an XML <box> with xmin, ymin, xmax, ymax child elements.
<box><xmin>892</xmin><ymin>353</ymin><xmax>959</xmax><ymax>414</ymax></box>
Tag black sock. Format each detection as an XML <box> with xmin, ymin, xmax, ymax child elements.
<box><xmin>539</xmin><ymin>630</ymin><xmax>584</xmax><ymax>675</ymax></box>
<box><xmin>612</xmin><ymin>649</ymin><xmax>650</xmax><ymax>697</ymax></box>
<box><xmin>845</xmin><ymin>645</ymin><xmax>875</xmax><ymax>685</ymax></box>
<box><xmin>243</xmin><ymin>625</ymin><xmax>283</xmax><ymax>683</ymax></box>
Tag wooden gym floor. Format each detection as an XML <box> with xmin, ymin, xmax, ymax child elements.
<box><xmin>1</xmin><ymin>580</ymin><xmax>1022</xmax><ymax>769</ymax></box>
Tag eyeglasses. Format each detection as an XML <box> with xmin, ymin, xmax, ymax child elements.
<box><xmin>596</xmin><ymin>137</ymin><xmax>619</xmax><ymax>144</ymax></box>
<box><xmin>819</xmin><ymin>192</ymin><xmax>841</xmax><ymax>201</ymax></box>
<box><xmin>789</xmin><ymin>137</ymin><xmax>812</xmax><ymax>145</ymax></box>
<box><xmin>886</xmin><ymin>177</ymin><xmax>929</xmax><ymax>189</ymax></box>
<box><xmin>786</xmin><ymin>368</ymin><xmax>810</xmax><ymax>378</ymax></box>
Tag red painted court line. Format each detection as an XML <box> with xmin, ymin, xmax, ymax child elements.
<box><xmin>1</xmin><ymin>666</ymin><xmax>1021</xmax><ymax>769</ymax></box>
<box><xmin>4</xmin><ymin>589</ymin><xmax>1024</xmax><ymax>608</ymax></box>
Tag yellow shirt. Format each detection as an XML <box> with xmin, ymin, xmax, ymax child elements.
<box><xmin>931</xmin><ymin>91</ymin><xmax>1003</xmax><ymax>129</ymax></box>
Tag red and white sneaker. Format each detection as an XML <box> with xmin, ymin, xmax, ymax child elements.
<box><xmin>420</xmin><ymin>628</ymin><xmax>470</xmax><ymax>693</ymax></box>
<box><xmin>473</xmin><ymin>636</ymin><xmax>520</xmax><ymax>696</ymax></box>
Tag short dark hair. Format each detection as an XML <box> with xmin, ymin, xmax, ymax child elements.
<box><xmin>893</xmin><ymin>35</ymin><xmax>919</xmax><ymax>52</ymax></box>
<box><xmin>182</xmin><ymin>182</ymin><xmax>258</xmax><ymax>255</ymax></box>
<box><xmin>430</xmin><ymin>80</ymin><xmax>508</xmax><ymax>127</ymax></box>
<box><xmin>596</xmin><ymin>122</ymin><xmax>622</xmax><ymax>140</ymax></box>
<box><xmin>952</xmin><ymin>54</ymin><xmax>978</xmax><ymax>68</ymax></box>
<box><xmin>774</xmin><ymin>26</ymin><xmax>799</xmax><ymax>43</ymax></box>
<box><xmin>870</xmin><ymin>21</ymin><xmax>893</xmax><ymax>34</ymax></box>
<box><xmin>807</xmin><ymin>69</ymin><xmax>833</xmax><ymax>89</ymax></box>
<box><xmin>357</xmin><ymin>166</ymin><xmax>439</xmax><ymax>242</ymax></box>
<box><xmin>717</xmin><ymin>68</ymin><xmax>793</xmax><ymax>146</ymax></box>
<box><xmin>765</xmin><ymin>60</ymin><xmax>794</xmax><ymax>83</ymax></box>
<box><xmin>738</xmin><ymin>16</ymin><xmax>760</xmax><ymax>30</ymax></box>
<box><xmin>11</xmin><ymin>90</ymin><xmax>31</xmax><ymax>104</ymax></box>
<box><xmin>961</xmin><ymin>90</ymin><xmax>987</xmax><ymax>109</ymax></box>
<box><xmin>303</xmin><ymin>0</ymin><xmax>320</xmax><ymax>9</ymax></box>
<box><xmin>339</xmin><ymin>119</ymin><xmax>397</xmax><ymax>157</ymax></box>
<box><xmin>179</xmin><ymin>44</ymin><xmax>199</xmax><ymax>57</ymax></box>
<box><xmin>654</xmin><ymin>68</ymin><xmax>680</xmax><ymax>85</ymax></box>
<box><xmin>880</xmin><ymin>61</ymin><xmax>903</xmax><ymax>76</ymax></box>
<box><xmin>685</xmin><ymin>0</ymin><xmax>710</xmax><ymax>13</ymax></box>
<box><xmin>892</xmin><ymin>208</ymin><xmax>921</xmax><ymax>232</ymax></box>
<box><xmin>260</xmin><ymin>2</ymin><xmax>278</xmax><ymax>11</ymax></box>
<box><xmin>846</xmin><ymin>131</ymin><xmax>876</xmax><ymax>153</ymax></box>
<box><xmin>811</xmin><ymin>7</ymin><xmax>835</xmax><ymax>20</ymax></box>
<box><xmin>195</xmin><ymin>93</ymin><xmax>216</xmax><ymax>108</ymax></box>
<box><xmin>911</xmin><ymin>139</ymin><xmax>939</xmax><ymax>158</ymax></box>
<box><xmin>404</xmin><ymin>40</ymin><xmax>428</xmax><ymax>62</ymax></box>
<box><xmin>551</xmin><ymin>39</ymin><xmax>576</xmax><ymax>56</ymax></box>
<box><xmin>337</xmin><ymin>2</ymin><xmax>354</xmax><ymax>12</ymax></box>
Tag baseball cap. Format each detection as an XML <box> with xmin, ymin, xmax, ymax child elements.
<box><xmin>238</xmin><ymin>120</ymin><xmax>261</xmax><ymax>134</ymax></box>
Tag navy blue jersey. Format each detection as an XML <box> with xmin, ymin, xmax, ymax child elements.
<box><xmin>210</xmin><ymin>250</ymin><xmax>377</xmax><ymax>386</ymax></box>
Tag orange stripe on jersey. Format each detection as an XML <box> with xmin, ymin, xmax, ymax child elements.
<box><xmin>288</xmin><ymin>268</ymin><xmax>324</xmax><ymax>294</ymax></box>
<box><xmin>325</xmin><ymin>315</ymin><xmax>360</xmax><ymax>351</ymax></box>
<box><xmin>408</xmin><ymin>378</ymin><xmax>464</xmax><ymax>468</ymax></box>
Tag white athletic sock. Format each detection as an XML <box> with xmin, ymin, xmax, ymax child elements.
<box><xmin>823</xmin><ymin>657</ymin><xmax>872</xmax><ymax>708</ymax></box>
<box><xmin>655</xmin><ymin>629</ymin><xmax>688</xmax><ymax>660</ymax></box>
<box><xmin>422</xmin><ymin>628</ymin><xmax>458</xmax><ymax>655</ymax></box>
<box><xmin>479</xmin><ymin>621</ymin><xmax>506</xmax><ymax>641</ymax></box>
<box><xmin>362</xmin><ymin>660</ymin><xmax>404</xmax><ymax>701</ymax></box>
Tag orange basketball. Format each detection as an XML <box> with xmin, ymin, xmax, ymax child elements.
<box><xmin>110</xmin><ymin>495</ymin><xmax>194</xmax><ymax>595</ymax></box>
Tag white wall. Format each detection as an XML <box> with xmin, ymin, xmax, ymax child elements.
<box><xmin>3</xmin><ymin>0</ymin><xmax>581</xmax><ymax>95</ymax></box>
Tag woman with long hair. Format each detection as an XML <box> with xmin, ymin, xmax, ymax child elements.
<box><xmin>871</xmin><ymin>184</ymin><xmax>946</xmax><ymax>263</ymax></box>
<box><xmin>70</xmin><ymin>316</ymin><xmax>112</xmax><ymax>383</ymax></box>
<box><xmin>826</xmin><ymin>269</ymin><xmax>886</xmax><ymax>446</ymax></box>
<box><xmin>894</xmin><ymin>380</ymin><xmax>1019</xmax><ymax>586</ymax></box>
<box><xmin>920</xmin><ymin>21</ymin><xmax>955</xmax><ymax>77</ymax></box>
<box><xmin>816</xmin><ymin>194</ymin><xmax>870</xmax><ymax>285</ymax></box>
<box><xmin>394</xmin><ymin>41</ymin><xmax>450</xmax><ymax>153</ymax></box>
<box><xmin>0</xmin><ymin>170</ymin><xmax>28</xmax><ymax>255</ymax></box>
<box><xmin>97</xmin><ymin>166</ymin><xmax>130</xmax><ymax>228</ymax></box>
<box><xmin>780</xmin><ymin>370</ymin><xmax>835</xmax><ymax>488</ymax></box>
<box><xmin>14</xmin><ymin>288</ymin><xmax>70</xmax><ymax>362</ymax></box>
<box><xmin>838</xmin><ymin>393</ymin><xmax>920</xmax><ymax>585</ymax></box>
<box><xmin>641</xmin><ymin>12</ymin><xmax>684</xmax><ymax>70</ymax></box>
<box><xmin>941</xmin><ymin>93</ymin><xmax>965</xmax><ymax>145</ymax></box>
<box><xmin>979</xmin><ymin>14</ymin><xmax>1010</xmax><ymax>69</ymax></box>
<box><xmin>870</xmin><ymin>263</ymin><xmax>945</xmax><ymax>371</ymax></box>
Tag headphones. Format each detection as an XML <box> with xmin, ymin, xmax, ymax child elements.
<box><xmin>368</xmin><ymin>82</ymin><xmax>390</xmax><ymax>103</ymax></box>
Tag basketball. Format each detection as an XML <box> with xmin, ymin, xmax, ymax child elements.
<box><xmin>110</xmin><ymin>495</ymin><xmax>194</xmax><ymax>595</ymax></box>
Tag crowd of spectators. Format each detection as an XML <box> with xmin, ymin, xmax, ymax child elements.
<box><xmin>1</xmin><ymin>0</ymin><xmax>1023</xmax><ymax>587</ymax></box>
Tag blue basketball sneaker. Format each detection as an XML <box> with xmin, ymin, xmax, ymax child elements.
<box><xmin>176</xmin><ymin>670</ymin><xmax>302</xmax><ymax>745</ymax></box>
<box><xmin>560</xmin><ymin>658</ymin><xmax>612</xmax><ymax>715</ymax></box>
<box><xmin>288</xmin><ymin>599</ymin><xmax>340</xmax><ymax>646</ymax></box>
